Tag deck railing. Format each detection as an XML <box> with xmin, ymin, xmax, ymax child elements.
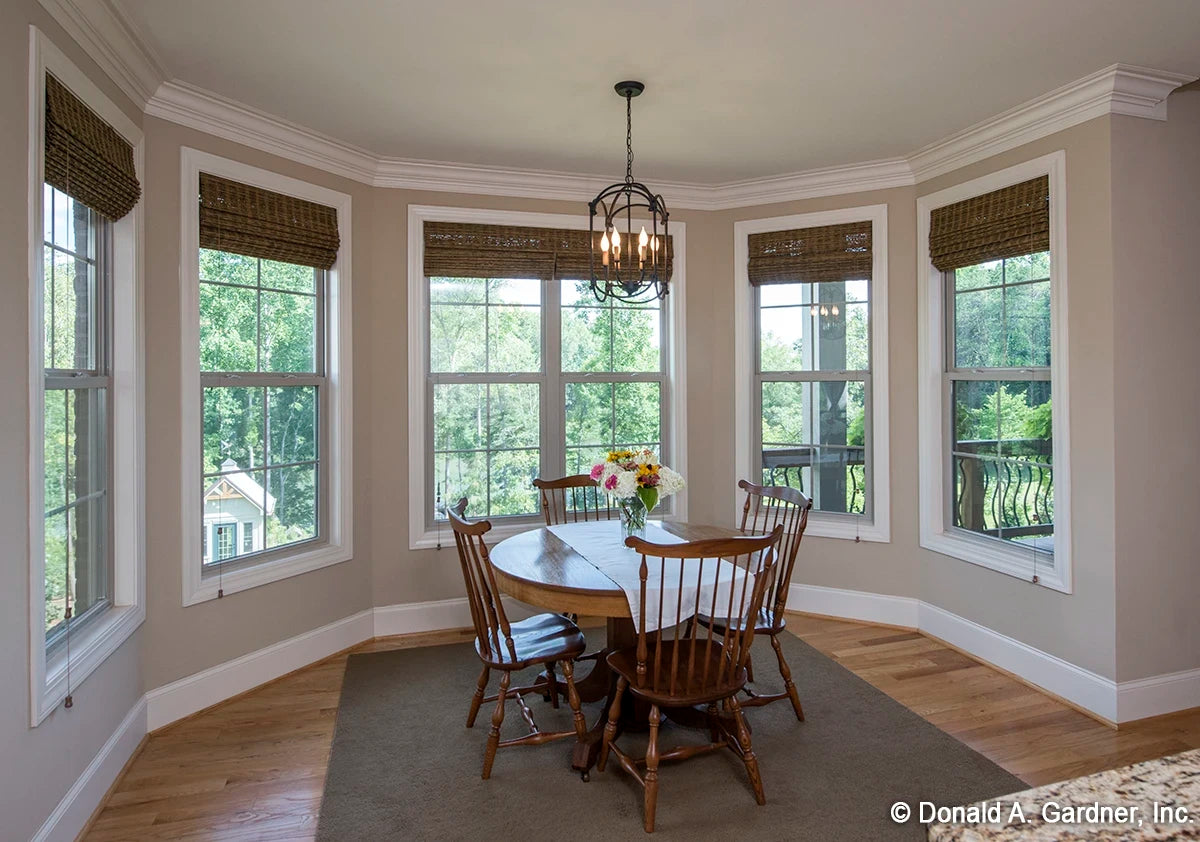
<box><xmin>761</xmin><ymin>446</ymin><xmax>866</xmax><ymax>514</ymax></box>
<box><xmin>952</xmin><ymin>439</ymin><xmax>1053</xmax><ymax>539</ymax></box>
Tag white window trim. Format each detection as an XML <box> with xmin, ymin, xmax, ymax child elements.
<box><xmin>27</xmin><ymin>27</ymin><xmax>146</xmax><ymax>725</ymax></box>
<box><xmin>733</xmin><ymin>204</ymin><xmax>891</xmax><ymax>542</ymax></box>
<box><xmin>916</xmin><ymin>151</ymin><xmax>1072</xmax><ymax>593</ymax></box>
<box><xmin>179</xmin><ymin>148</ymin><xmax>354</xmax><ymax>606</ymax></box>
<box><xmin>406</xmin><ymin>205</ymin><xmax>688</xmax><ymax>550</ymax></box>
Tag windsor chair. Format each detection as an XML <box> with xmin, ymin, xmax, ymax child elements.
<box><xmin>694</xmin><ymin>479</ymin><xmax>812</xmax><ymax>720</ymax></box>
<box><xmin>446</xmin><ymin>499</ymin><xmax>590</xmax><ymax>779</ymax></box>
<box><xmin>532</xmin><ymin>474</ymin><xmax>615</xmax><ymax>525</ymax></box>
<box><xmin>597</xmin><ymin>526</ymin><xmax>784</xmax><ymax>832</ymax></box>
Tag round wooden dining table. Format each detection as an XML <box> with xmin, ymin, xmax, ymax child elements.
<box><xmin>489</xmin><ymin>519</ymin><xmax>743</xmax><ymax>776</ymax></box>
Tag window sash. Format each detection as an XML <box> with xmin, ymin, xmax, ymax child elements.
<box><xmin>42</xmin><ymin>185</ymin><xmax>114</xmax><ymax>648</ymax></box>
<box><xmin>751</xmin><ymin>283</ymin><xmax>874</xmax><ymax>519</ymax></box>
<box><xmin>941</xmin><ymin>263</ymin><xmax>1054</xmax><ymax>552</ymax></box>
<box><xmin>424</xmin><ymin>275</ymin><xmax>670</xmax><ymax>526</ymax></box>
<box><xmin>198</xmin><ymin>254</ymin><xmax>330</xmax><ymax>572</ymax></box>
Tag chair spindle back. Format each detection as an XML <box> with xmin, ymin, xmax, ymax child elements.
<box><xmin>738</xmin><ymin>480</ymin><xmax>812</xmax><ymax>620</ymax></box>
<box><xmin>446</xmin><ymin>498</ymin><xmax>516</xmax><ymax>662</ymax></box>
<box><xmin>624</xmin><ymin>526</ymin><xmax>784</xmax><ymax>698</ymax></box>
<box><xmin>533</xmin><ymin>474</ymin><xmax>614</xmax><ymax>525</ymax></box>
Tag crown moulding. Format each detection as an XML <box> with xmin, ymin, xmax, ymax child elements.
<box><xmin>40</xmin><ymin>0</ymin><xmax>1198</xmax><ymax>209</ymax></box>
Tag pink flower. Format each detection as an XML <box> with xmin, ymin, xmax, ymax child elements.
<box><xmin>604</xmin><ymin>474</ymin><xmax>618</xmax><ymax>491</ymax></box>
<box><xmin>589</xmin><ymin>464</ymin><xmax>604</xmax><ymax>481</ymax></box>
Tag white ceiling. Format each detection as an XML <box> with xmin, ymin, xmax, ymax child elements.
<box><xmin>114</xmin><ymin>0</ymin><xmax>1200</xmax><ymax>184</ymax></box>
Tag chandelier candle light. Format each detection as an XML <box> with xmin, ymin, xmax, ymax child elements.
<box><xmin>591</xmin><ymin>449</ymin><xmax>685</xmax><ymax>538</ymax></box>
<box><xmin>589</xmin><ymin>81</ymin><xmax>670</xmax><ymax>303</ymax></box>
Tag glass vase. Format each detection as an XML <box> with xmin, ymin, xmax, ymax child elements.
<box><xmin>619</xmin><ymin>495</ymin><xmax>648</xmax><ymax>539</ymax></box>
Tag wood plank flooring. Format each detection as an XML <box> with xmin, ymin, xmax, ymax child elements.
<box><xmin>81</xmin><ymin>616</ymin><xmax>1200</xmax><ymax>841</ymax></box>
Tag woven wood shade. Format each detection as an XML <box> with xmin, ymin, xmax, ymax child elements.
<box><xmin>929</xmin><ymin>176</ymin><xmax>1049</xmax><ymax>272</ymax></box>
<box><xmin>44</xmin><ymin>74</ymin><xmax>141</xmax><ymax>222</ymax></box>
<box><xmin>424</xmin><ymin>221</ymin><xmax>672</xmax><ymax>281</ymax></box>
<box><xmin>747</xmin><ymin>221</ymin><xmax>871</xmax><ymax>285</ymax></box>
<box><xmin>199</xmin><ymin>173</ymin><xmax>340</xmax><ymax>269</ymax></box>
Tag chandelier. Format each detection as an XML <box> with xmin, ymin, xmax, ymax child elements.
<box><xmin>589</xmin><ymin>81</ymin><xmax>670</xmax><ymax>303</ymax></box>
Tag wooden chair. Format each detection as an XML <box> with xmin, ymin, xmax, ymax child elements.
<box><xmin>446</xmin><ymin>499</ymin><xmax>590</xmax><ymax>779</ymax></box>
<box><xmin>694</xmin><ymin>479</ymin><xmax>812</xmax><ymax>721</ymax></box>
<box><xmin>598</xmin><ymin>526</ymin><xmax>785</xmax><ymax>833</ymax></box>
<box><xmin>533</xmin><ymin>474</ymin><xmax>615</xmax><ymax>525</ymax></box>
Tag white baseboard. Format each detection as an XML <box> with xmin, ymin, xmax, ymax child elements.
<box><xmin>1118</xmin><ymin>667</ymin><xmax>1200</xmax><ymax>723</ymax></box>
<box><xmin>917</xmin><ymin>601</ymin><xmax>1118</xmax><ymax>722</ymax></box>
<box><xmin>371</xmin><ymin>596</ymin><xmax>532</xmax><ymax>638</ymax></box>
<box><xmin>32</xmin><ymin>697</ymin><xmax>147</xmax><ymax>842</ymax></box>
<box><xmin>788</xmin><ymin>583</ymin><xmax>920</xmax><ymax>628</ymax></box>
<box><xmin>788</xmin><ymin>583</ymin><xmax>1128</xmax><ymax>722</ymax></box>
<box><xmin>145</xmin><ymin>609</ymin><xmax>374</xmax><ymax>730</ymax></box>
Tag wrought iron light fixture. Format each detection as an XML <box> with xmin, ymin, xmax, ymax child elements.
<box><xmin>589</xmin><ymin>81</ymin><xmax>669</xmax><ymax>303</ymax></box>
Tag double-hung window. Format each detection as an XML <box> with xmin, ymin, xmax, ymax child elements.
<box><xmin>411</xmin><ymin>210</ymin><xmax>685</xmax><ymax>545</ymax></box>
<box><xmin>735</xmin><ymin>206</ymin><xmax>890</xmax><ymax>542</ymax></box>
<box><xmin>30</xmin><ymin>34</ymin><xmax>145</xmax><ymax>724</ymax></box>
<box><xmin>918</xmin><ymin>154</ymin><xmax>1070</xmax><ymax>590</ymax></box>
<box><xmin>181</xmin><ymin>150</ymin><xmax>353</xmax><ymax>604</ymax></box>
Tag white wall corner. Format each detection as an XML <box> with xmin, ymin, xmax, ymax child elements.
<box><xmin>372</xmin><ymin>596</ymin><xmax>531</xmax><ymax>638</ymax></box>
<box><xmin>36</xmin><ymin>0</ymin><xmax>165</xmax><ymax>107</ymax></box>
<box><xmin>31</xmin><ymin>697</ymin><xmax>147</xmax><ymax>842</ymax></box>
<box><xmin>1117</xmin><ymin>668</ymin><xmax>1200</xmax><ymax>724</ymax></box>
<box><xmin>145</xmin><ymin>609</ymin><xmax>373</xmax><ymax>731</ymax></box>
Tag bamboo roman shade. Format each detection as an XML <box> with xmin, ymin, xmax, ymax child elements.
<box><xmin>423</xmin><ymin>221</ymin><xmax>673</xmax><ymax>280</ymax></box>
<box><xmin>929</xmin><ymin>176</ymin><xmax>1049</xmax><ymax>272</ymax></box>
<box><xmin>747</xmin><ymin>221</ymin><xmax>872</xmax><ymax>285</ymax></box>
<box><xmin>199</xmin><ymin>173</ymin><xmax>340</xmax><ymax>269</ymax></box>
<box><xmin>44</xmin><ymin>74</ymin><xmax>141</xmax><ymax>221</ymax></box>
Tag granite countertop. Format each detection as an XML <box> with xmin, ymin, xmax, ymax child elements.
<box><xmin>928</xmin><ymin>748</ymin><xmax>1200</xmax><ymax>841</ymax></box>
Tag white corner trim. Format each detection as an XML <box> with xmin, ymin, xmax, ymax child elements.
<box><xmin>732</xmin><ymin>204</ymin><xmax>890</xmax><ymax>541</ymax></box>
<box><xmin>36</xmin><ymin>0</ymin><xmax>165</xmax><ymax>107</ymax></box>
<box><xmin>909</xmin><ymin>64</ymin><xmax>1193</xmax><ymax>182</ymax></box>
<box><xmin>32</xmin><ymin>697</ymin><xmax>147</xmax><ymax>842</ymax></box>
<box><xmin>145</xmin><ymin>609</ymin><xmax>374</xmax><ymax>731</ymax></box>
<box><xmin>788</xmin><ymin>583</ymin><xmax>919</xmax><ymax>628</ymax></box>
<box><xmin>915</xmin><ymin>151</ymin><xmax>1072</xmax><ymax>594</ymax></box>
<box><xmin>1117</xmin><ymin>668</ymin><xmax>1200</xmax><ymax>724</ymax></box>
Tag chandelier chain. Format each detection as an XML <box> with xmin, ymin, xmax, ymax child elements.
<box><xmin>625</xmin><ymin>92</ymin><xmax>634</xmax><ymax>184</ymax></box>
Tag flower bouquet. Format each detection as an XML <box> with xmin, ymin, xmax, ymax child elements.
<box><xmin>590</xmin><ymin>449</ymin><xmax>686</xmax><ymax>538</ymax></box>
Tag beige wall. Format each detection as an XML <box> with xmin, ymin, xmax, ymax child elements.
<box><xmin>0</xmin><ymin>7</ymin><xmax>146</xmax><ymax>841</ymax></box>
<box><xmin>1111</xmin><ymin>90</ymin><xmax>1200</xmax><ymax>681</ymax></box>
<box><xmin>139</xmin><ymin>118</ymin><xmax>375</xmax><ymax>690</ymax></box>
<box><xmin>918</xmin><ymin>119</ymin><xmax>1120</xmax><ymax>679</ymax></box>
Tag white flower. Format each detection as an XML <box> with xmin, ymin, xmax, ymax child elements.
<box><xmin>657</xmin><ymin>465</ymin><xmax>686</xmax><ymax>496</ymax></box>
<box><xmin>613</xmin><ymin>470</ymin><xmax>638</xmax><ymax>498</ymax></box>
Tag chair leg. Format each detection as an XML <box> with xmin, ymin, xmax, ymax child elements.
<box><xmin>466</xmin><ymin>664</ymin><xmax>490</xmax><ymax>728</ymax></box>
<box><xmin>770</xmin><ymin>632</ymin><xmax>804</xmax><ymax>721</ymax></box>
<box><xmin>598</xmin><ymin>676</ymin><xmax>627</xmax><ymax>772</ymax></box>
<box><xmin>560</xmin><ymin>660</ymin><xmax>587</xmax><ymax>740</ymax></box>
<box><xmin>746</xmin><ymin>653</ymin><xmax>755</xmax><ymax>683</ymax></box>
<box><xmin>482</xmin><ymin>671</ymin><xmax>510</xmax><ymax>780</ymax></box>
<box><xmin>545</xmin><ymin>662</ymin><xmax>560</xmax><ymax>708</ymax></box>
<box><xmin>728</xmin><ymin>696</ymin><xmax>765</xmax><ymax>805</ymax></box>
<box><xmin>644</xmin><ymin>704</ymin><xmax>661</xmax><ymax>833</ymax></box>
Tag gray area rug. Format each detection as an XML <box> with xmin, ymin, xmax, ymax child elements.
<box><xmin>316</xmin><ymin>633</ymin><xmax>1024</xmax><ymax>840</ymax></box>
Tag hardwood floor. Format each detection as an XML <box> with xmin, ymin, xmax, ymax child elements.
<box><xmin>81</xmin><ymin>615</ymin><xmax>1200</xmax><ymax>841</ymax></box>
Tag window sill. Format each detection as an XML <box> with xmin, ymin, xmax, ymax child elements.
<box><xmin>920</xmin><ymin>527</ymin><xmax>1069</xmax><ymax>593</ymax></box>
<box><xmin>36</xmin><ymin>602</ymin><xmax>145</xmax><ymax>725</ymax></box>
<box><xmin>184</xmin><ymin>542</ymin><xmax>353</xmax><ymax>606</ymax></box>
<box><xmin>806</xmin><ymin>513</ymin><xmax>890</xmax><ymax>543</ymax></box>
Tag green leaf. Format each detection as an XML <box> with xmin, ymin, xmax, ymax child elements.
<box><xmin>637</xmin><ymin>486</ymin><xmax>659</xmax><ymax>513</ymax></box>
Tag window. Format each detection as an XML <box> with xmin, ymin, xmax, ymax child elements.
<box><xmin>42</xmin><ymin>185</ymin><xmax>113</xmax><ymax>648</ymax></box>
<box><xmin>180</xmin><ymin>149</ymin><xmax>353</xmax><ymax>605</ymax></box>
<box><xmin>734</xmin><ymin>206</ymin><xmax>890</xmax><ymax>542</ymax></box>
<box><xmin>200</xmin><ymin>249</ymin><xmax>323</xmax><ymax>567</ymax></box>
<box><xmin>410</xmin><ymin>207</ymin><xmax>687</xmax><ymax>547</ymax></box>
<box><xmin>917</xmin><ymin>153</ymin><xmax>1070</xmax><ymax>591</ymax></box>
<box><xmin>29</xmin><ymin>30</ymin><xmax>146</xmax><ymax>725</ymax></box>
